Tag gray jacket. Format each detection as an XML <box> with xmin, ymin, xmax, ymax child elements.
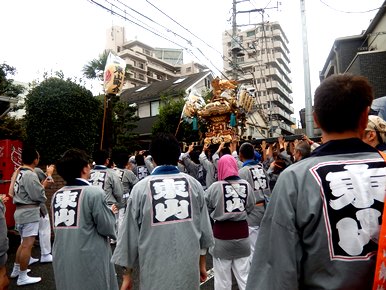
<box><xmin>13</xmin><ymin>167</ymin><xmax>47</xmax><ymax>224</ymax></box>
<box><xmin>246</xmin><ymin>139</ymin><xmax>386</xmax><ymax>290</ymax></box>
<box><xmin>0</xmin><ymin>201</ymin><xmax>8</xmax><ymax>267</ymax></box>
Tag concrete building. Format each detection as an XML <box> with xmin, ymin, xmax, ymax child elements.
<box><xmin>222</xmin><ymin>21</ymin><xmax>295</xmax><ymax>137</ymax></box>
<box><xmin>153</xmin><ymin>47</ymin><xmax>183</xmax><ymax>65</ymax></box>
<box><xmin>320</xmin><ymin>1</ymin><xmax>386</xmax><ymax>99</ymax></box>
<box><xmin>120</xmin><ymin>71</ymin><xmax>213</xmax><ymax>141</ymax></box>
<box><xmin>106</xmin><ymin>26</ymin><xmax>208</xmax><ymax>89</ymax></box>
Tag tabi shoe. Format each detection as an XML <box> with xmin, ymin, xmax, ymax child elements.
<box><xmin>40</xmin><ymin>254</ymin><xmax>53</xmax><ymax>263</ymax></box>
<box><xmin>28</xmin><ymin>257</ymin><xmax>39</xmax><ymax>265</ymax></box>
<box><xmin>16</xmin><ymin>271</ymin><xmax>41</xmax><ymax>286</ymax></box>
<box><xmin>10</xmin><ymin>265</ymin><xmax>31</xmax><ymax>278</ymax></box>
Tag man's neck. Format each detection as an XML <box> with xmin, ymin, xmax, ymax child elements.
<box><xmin>321</xmin><ymin>130</ymin><xmax>363</xmax><ymax>143</ymax></box>
<box><xmin>23</xmin><ymin>164</ymin><xmax>35</xmax><ymax>170</ymax></box>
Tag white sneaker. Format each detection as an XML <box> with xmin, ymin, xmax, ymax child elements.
<box><xmin>10</xmin><ymin>268</ymin><xmax>31</xmax><ymax>278</ymax></box>
<box><xmin>28</xmin><ymin>257</ymin><xmax>39</xmax><ymax>265</ymax></box>
<box><xmin>17</xmin><ymin>273</ymin><xmax>41</xmax><ymax>286</ymax></box>
<box><xmin>40</xmin><ymin>254</ymin><xmax>53</xmax><ymax>263</ymax></box>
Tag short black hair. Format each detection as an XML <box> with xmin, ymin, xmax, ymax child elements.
<box><xmin>56</xmin><ymin>149</ymin><xmax>90</xmax><ymax>183</ymax></box>
<box><xmin>219</xmin><ymin>147</ymin><xmax>231</xmax><ymax>157</ymax></box>
<box><xmin>150</xmin><ymin>133</ymin><xmax>180</xmax><ymax>166</ymax></box>
<box><xmin>93</xmin><ymin>150</ymin><xmax>109</xmax><ymax>165</ymax></box>
<box><xmin>135</xmin><ymin>154</ymin><xmax>145</xmax><ymax>166</ymax></box>
<box><xmin>239</xmin><ymin>142</ymin><xmax>255</xmax><ymax>160</ymax></box>
<box><xmin>114</xmin><ymin>152</ymin><xmax>129</xmax><ymax>169</ymax></box>
<box><xmin>314</xmin><ymin>74</ymin><xmax>373</xmax><ymax>133</ymax></box>
<box><xmin>189</xmin><ymin>150</ymin><xmax>200</xmax><ymax>165</ymax></box>
<box><xmin>22</xmin><ymin>146</ymin><xmax>39</xmax><ymax>165</ymax></box>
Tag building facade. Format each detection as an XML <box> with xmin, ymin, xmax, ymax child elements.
<box><xmin>222</xmin><ymin>21</ymin><xmax>295</xmax><ymax>137</ymax></box>
<box><xmin>106</xmin><ymin>26</ymin><xmax>208</xmax><ymax>89</ymax></box>
<box><xmin>320</xmin><ymin>1</ymin><xmax>386</xmax><ymax>99</ymax></box>
<box><xmin>120</xmin><ymin>71</ymin><xmax>213</xmax><ymax>141</ymax></box>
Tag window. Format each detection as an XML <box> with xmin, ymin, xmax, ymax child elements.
<box><xmin>138</xmin><ymin>103</ymin><xmax>150</xmax><ymax>118</ymax></box>
<box><xmin>150</xmin><ymin>101</ymin><xmax>160</xmax><ymax>116</ymax></box>
<box><xmin>186</xmin><ymin>67</ymin><xmax>192</xmax><ymax>73</ymax></box>
<box><xmin>246</xmin><ymin>30</ymin><xmax>255</xmax><ymax>37</ymax></box>
<box><xmin>139</xmin><ymin>74</ymin><xmax>145</xmax><ymax>80</ymax></box>
<box><xmin>173</xmin><ymin>77</ymin><xmax>187</xmax><ymax>84</ymax></box>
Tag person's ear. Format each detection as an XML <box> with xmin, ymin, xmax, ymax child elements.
<box><xmin>358</xmin><ymin>107</ymin><xmax>370</xmax><ymax>133</ymax></box>
<box><xmin>368</xmin><ymin>130</ymin><xmax>377</xmax><ymax>142</ymax></box>
<box><xmin>313</xmin><ymin>112</ymin><xmax>320</xmax><ymax>129</ymax></box>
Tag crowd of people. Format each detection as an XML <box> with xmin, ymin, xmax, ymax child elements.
<box><xmin>1</xmin><ymin>73</ymin><xmax>386</xmax><ymax>289</ymax></box>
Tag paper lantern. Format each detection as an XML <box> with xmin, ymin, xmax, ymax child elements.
<box><xmin>104</xmin><ymin>52</ymin><xmax>126</xmax><ymax>95</ymax></box>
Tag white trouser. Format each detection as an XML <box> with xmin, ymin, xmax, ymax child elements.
<box><xmin>117</xmin><ymin>208</ymin><xmax>125</xmax><ymax>234</ymax></box>
<box><xmin>248</xmin><ymin>226</ymin><xmax>260</xmax><ymax>264</ymax></box>
<box><xmin>213</xmin><ymin>256</ymin><xmax>250</xmax><ymax>290</ymax></box>
<box><xmin>39</xmin><ymin>214</ymin><xmax>51</xmax><ymax>255</ymax></box>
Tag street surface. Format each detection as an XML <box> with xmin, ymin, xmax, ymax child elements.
<box><xmin>6</xmin><ymin>232</ymin><xmax>239</xmax><ymax>289</ymax></box>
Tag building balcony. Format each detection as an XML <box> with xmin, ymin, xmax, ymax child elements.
<box><xmin>269</xmin><ymin>107</ymin><xmax>296</xmax><ymax>125</ymax></box>
<box><xmin>265</xmin><ymin>81</ymin><xmax>293</xmax><ymax>103</ymax></box>
<box><xmin>119</xmin><ymin>49</ymin><xmax>147</xmax><ymax>61</ymax></box>
<box><xmin>276</xmin><ymin>120</ymin><xmax>295</xmax><ymax>134</ymax></box>
<box><xmin>132</xmin><ymin>64</ymin><xmax>147</xmax><ymax>73</ymax></box>
<box><xmin>270</xmin><ymin>59</ymin><xmax>291</xmax><ymax>80</ymax></box>
<box><xmin>273</xmin><ymin>40</ymin><xmax>290</xmax><ymax>55</ymax></box>
<box><xmin>253</xmin><ymin>68</ymin><xmax>292</xmax><ymax>93</ymax></box>
<box><xmin>259</xmin><ymin>93</ymin><xmax>294</xmax><ymax>114</ymax></box>
<box><xmin>129</xmin><ymin>75</ymin><xmax>148</xmax><ymax>85</ymax></box>
<box><xmin>273</xmin><ymin>51</ymin><xmax>290</xmax><ymax>68</ymax></box>
<box><xmin>147</xmin><ymin>61</ymin><xmax>178</xmax><ymax>76</ymax></box>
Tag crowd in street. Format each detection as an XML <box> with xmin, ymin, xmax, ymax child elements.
<box><xmin>1</xmin><ymin>73</ymin><xmax>386</xmax><ymax>289</ymax></box>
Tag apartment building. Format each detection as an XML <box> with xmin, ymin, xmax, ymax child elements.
<box><xmin>106</xmin><ymin>26</ymin><xmax>208</xmax><ymax>89</ymax></box>
<box><xmin>222</xmin><ymin>21</ymin><xmax>295</xmax><ymax>137</ymax></box>
<box><xmin>320</xmin><ymin>1</ymin><xmax>386</xmax><ymax>100</ymax></box>
<box><xmin>120</xmin><ymin>71</ymin><xmax>213</xmax><ymax>140</ymax></box>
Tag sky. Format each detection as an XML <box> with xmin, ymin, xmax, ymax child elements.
<box><xmin>0</xmin><ymin>0</ymin><xmax>384</xmax><ymax>122</ymax></box>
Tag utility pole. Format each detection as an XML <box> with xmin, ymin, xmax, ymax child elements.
<box><xmin>300</xmin><ymin>0</ymin><xmax>314</xmax><ymax>137</ymax></box>
<box><xmin>231</xmin><ymin>0</ymin><xmax>238</xmax><ymax>80</ymax></box>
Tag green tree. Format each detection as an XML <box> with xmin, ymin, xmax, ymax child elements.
<box><xmin>25</xmin><ymin>77</ymin><xmax>101</xmax><ymax>164</ymax></box>
<box><xmin>82</xmin><ymin>50</ymin><xmax>110</xmax><ymax>80</ymax></box>
<box><xmin>0</xmin><ymin>63</ymin><xmax>25</xmax><ymax>116</ymax></box>
<box><xmin>0</xmin><ymin>116</ymin><xmax>25</xmax><ymax>140</ymax></box>
<box><xmin>83</xmin><ymin>51</ymin><xmax>137</xmax><ymax>153</ymax></box>
<box><xmin>152</xmin><ymin>92</ymin><xmax>201</xmax><ymax>143</ymax></box>
<box><xmin>82</xmin><ymin>50</ymin><xmax>132</xmax><ymax>81</ymax></box>
<box><xmin>112</xmin><ymin>99</ymin><xmax>139</xmax><ymax>153</ymax></box>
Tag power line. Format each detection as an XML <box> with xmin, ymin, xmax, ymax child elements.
<box><xmin>112</xmin><ymin>0</ymin><xmax>194</xmax><ymax>47</ymax></box>
<box><xmin>319</xmin><ymin>0</ymin><xmax>384</xmax><ymax>14</ymax></box>
<box><xmin>89</xmin><ymin>0</ymin><xmax>186</xmax><ymax>49</ymax></box>
<box><xmin>111</xmin><ymin>0</ymin><xmax>229</xmax><ymax>79</ymax></box>
<box><xmin>144</xmin><ymin>0</ymin><xmax>233</xmax><ymax>65</ymax></box>
<box><xmin>87</xmin><ymin>0</ymin><xmax>228</xmax><ymax>78</ymax></box>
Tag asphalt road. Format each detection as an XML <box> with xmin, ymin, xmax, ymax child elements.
<box><xmin>5</xmin><ymin>232</ymin><xmax>239</xmax><ymax>290</ymax></box>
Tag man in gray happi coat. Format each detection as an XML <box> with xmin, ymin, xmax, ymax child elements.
<box><xmin>52</xmin><ymin>149</ymin><xmax>118</xmax><ymax>290</ymax></box>
<box><xmin>11</xmin><ymin>147</ymin><xmax>47</xmax><ymax>286</ymax></box>
<box><xmin>246</xmin><ymin>74</ymin><xmax>386</xmax><ymax>289</ymax></box>
<box><xmin>112</xmin><ymin>133</ymin><xmax>214</xmax><ymax>290</ymax></box>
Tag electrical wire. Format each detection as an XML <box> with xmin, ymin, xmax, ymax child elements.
<box><xmin>144</xmin><ymin>0</ymin><xmax>234</xmax><ymax>66</ymax></box>
<box><xmin>88</xmin><ymin>0</ymin><xmax>226</xmax><ymax>77</ymax></box>
<box><xmin>112</xmin><ymin>0</ymin><xmax>193</xmax><ymax>47</ymax></box>
<box><xmin>319</xmin><ymin>0</ymin><xmax>384</xmax><ymax>14</ymax></box>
